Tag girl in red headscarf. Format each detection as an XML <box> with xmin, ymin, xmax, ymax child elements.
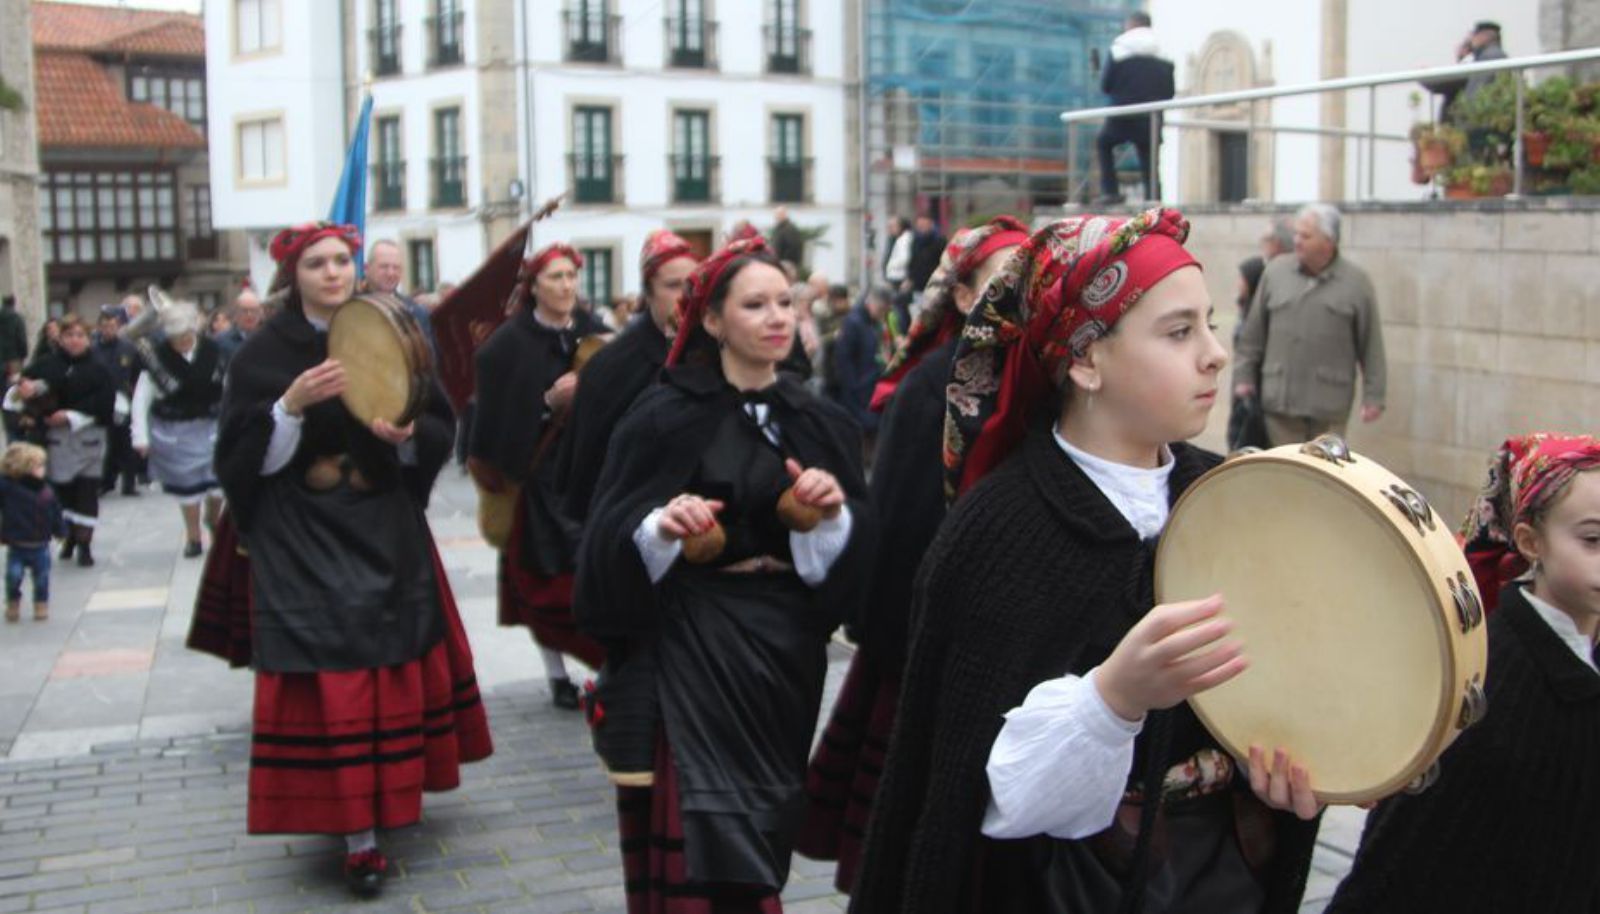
<box><xmin>795</xmin><ymin>215</ymin><xmax>1028</xmax><ymax>892</ymax></box>
<box><xmin>852</xmin><ymin>211</ymin><xmax>1323</xmax><ymax>914</ymax></box>
<box><xmin>1327</xmin><ymin>434</ymin><xmax>1600</xmax><ymax>913</ymax></box>
<box><xmin>468</xmin><ymin>242</ymin><xmax>610</xmax><ymax>709</ymax></box>
<box><xmin>574</xmin><ymin>238</ymin><xmax>876</xmax><ymax>913</ymax></box>
<box><xmin>212</xmin><ymin>222</ymin><xmax>491</xmax><ymax>897</ymax></box>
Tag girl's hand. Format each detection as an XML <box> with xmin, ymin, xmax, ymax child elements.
<box><xmin>371</xmin><ymin>418</ymin><xmax>414</xmax><ymax>445</ymax></box>
<box><xmin>545</xmin><ymin>372</ymin><xmax>579</xmax><ymax>411</ymax></box>
<box><xmin>657</xmin><ymin>494</ymin><xmax>724</xmax><ymax>540</ymax></box>
<box><xmin>44</xmin><ymin>410</ymin><xmax>69</xmax><ymax>428</ymax></box>
<box><xmin>1094</xmin><ymin>594</ymin><xmax>1248</xmax><ymax>722</ymax></box>
<box><xmin>1246</xmin><ymin>746</ymin><xmax>1324</xmax><ymax>821</ymax></box>
<box><xmin>783</xmin><ymin>458</ymin><xmax>844</xmax><ymax>517</ymax></box>
<box><xmin>282</xmin><ymin>360</ymin><xmax>346</xmax><ymax>416</ymax></box>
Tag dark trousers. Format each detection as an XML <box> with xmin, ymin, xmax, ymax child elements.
<box><xmin>5</xmin><ymin>545</ymin><xmax>50</xmax><ymax>603</ymax></box>
<box><xmin>101</xmin><ymin>423</ymin><xmax>138</xmax><ymax>493</ymax></box>
<box><xmin>53</xmin><ymin>477</ymin><xmax>100</xmax><ymax>541</ymax></box>
<box><xmin>455</xmin><ymin>400</ymin><xmax>475</xmax><ymax>467</ymax></box>
<box><xmin>1097</xmin><ymin>115</ymin><xmax>1161</xmax><ymax>198</ymax></box>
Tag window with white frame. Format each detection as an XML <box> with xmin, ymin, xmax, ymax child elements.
<box><xmin>236</xmin><ymin>0</ymin><xmax>282</xmax><ymax>54</ymax></box>
<box><xmin>237</xmin><ymin>117</ymin><xmax>285</xmax><ymax>184</ymax></box>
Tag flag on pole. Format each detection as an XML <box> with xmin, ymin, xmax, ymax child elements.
<box><xmin>328</xmin><ymin>93</ymin><xmax>374</xmax><ymax>276</ymax></box>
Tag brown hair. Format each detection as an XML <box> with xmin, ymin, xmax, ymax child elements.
<box><xmin>57</xmin><ymin>315</ymin><xmax>90</xmax><ymax>337</ymax></box>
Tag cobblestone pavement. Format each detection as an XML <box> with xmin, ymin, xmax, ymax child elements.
<box><xmin>0</xmin><ymin>472</ymin><xmax>1360</xmax><ymax>912</ymax></box>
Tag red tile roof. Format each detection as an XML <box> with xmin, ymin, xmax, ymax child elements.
<box><xmin>35</xmin><ymin>52</ymin><xmax>205</xmax><ymax>149</ymax></box>
<box><xmin>33</xmin><ymin>2</ymin><xmax>204</xmax><ymax>58</ymax></box>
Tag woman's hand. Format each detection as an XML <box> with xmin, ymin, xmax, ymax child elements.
<box><xmin>544</xmin><ymin>372</ymin><xmax>578</xmax><ymax>412</ymax></box>
<box><xmin>370</xmin><ymin>418</ymin><xmax>414</xmax><ymax>445</ymax></box>
<box><xmin>44</xmin><ymin>410</ymin><xmax>69</xmax><ymax>428</ymax></box>
<box><xmin>16</xmin><ymin>379</ymin><xmax>36</xmax><ymax>400</ymax></box>
<box><xmin>1094</xmin><ymin>594</ymin><xmax>1248</xmax><ymax>723</ymax></box>
<box><xmin>1246</xmin><ymin>746</ymin><xmax>1323</xmax><ymax>820</ymax></box>
<box><xmin>784</xmin><ymin>459</ymin><xmax>845</xmax><ymax>517</ymax></box>
<box><xmin>657</xmin><ymin>494</ymin><xmax>725</xmax><ymax>541</ymax></box>
<box><xmin>281</xmin><ymin>360</ymin><xmax>346</xmax><ymax>416</ymax></box>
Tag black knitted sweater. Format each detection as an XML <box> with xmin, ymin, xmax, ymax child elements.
<box><xmin>850</xmin><ymin>426</ymin><xmax>1320</xmax><ymax>914</ymax></box>
<box><xmin>1326</xmin><ymin>584</ymin><xmax>1600</xmax><ymax>913</ymax></box>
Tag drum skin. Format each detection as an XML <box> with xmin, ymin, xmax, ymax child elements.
<box><xmin>328</xmin><ymin>293</ymin><xmax>432</xmax><ymax>427</ymax></box>
<box><xmin>1155</xmin><ymin>437</ymin><xmax>1488</xmax><ymax>804</ymax></box>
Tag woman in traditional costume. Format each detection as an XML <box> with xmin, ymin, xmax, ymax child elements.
<box><xmin>6</xmin><ymin>316</ymin><xmax>115</xmax><ymax>566</ymax></box>
<box><xmin>795</xmin><ymin>215</ymin><xmax>1028</xmax><ymax>892</ymax></box>
<box><xmin>1327</xmin><ymin>433</ymin><xmax>1600</xmax><ymax>913</ymax></box>
<box><xmin>468</xmin><ymin>242</ymin><xmax>610</xmax><ymax>709</ymax></box>
<box><xmin>576</xmin><ymin>237</ymin><xmax>875</xmax><ymax>912</ymax></box>
<box><xmin>852</xmin><ymin>211</ymin><xmax>1322</xmax><ymax>914</ymax></box>
<box><xmin>130</xmin><ymin>301</ymin><xmax>225</xmax><ymax>557</ymax></box>
<box><xmin>213</xmin><ymin>222</ymin><xmax>491</xmax><ymax>897</ymax></box>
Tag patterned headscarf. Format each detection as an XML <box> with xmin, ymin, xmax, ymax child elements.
<box><xmin>266</xmin><ymin>222</ymin><xmax>362</xmax><ymax>294</ymax></box>
<box><xmin>640</xmin><ymin>229</ymin><xmax>697</xmax><ymax>290</ymax></box>
<box><xmin>871</xmin><ymin>216</ymin><xmax>1030</xmax><ymax>412</ymax></box>
<box><xmin>943</xmin><ymin>208</ymin><xmax>1199</xmax><ymax>499</ymax></box>
<box><xmin>507</xmin><ymin>243</ymin><xmax>584</xmax><ymax>314</ymax></box>
<box><xmin>727</xmin><ymin>221</ymin><xmax>764</xmax><ymax>245</ymax></box>
<box><xmin>666</xmin><ymin>236</ymin><xmax>771</xmax><ymax>368</ymax></box>
<box><xmin>1460</xmin><ymin>433</ymin><xmax>1600</xmax><ymax>612</ymax></box>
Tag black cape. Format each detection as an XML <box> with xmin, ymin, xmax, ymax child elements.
<box><xmin>851</xmin><ymin>427</ymin><xmax>1319</xmax><ymax>914</ymax></box>
<box><xmin>555</xmin><ymin>312</ymin><xmax>669</xmax><ymax>523</ymax></box>
<box><xmin>471</xmin><ymin>307</ymin><xmax>609</xmax><ymax>575</ymax></box>
<box><xmin>214</xmin><ymin>305</ymin><xmax>455</xmax><ymax>673</ymax></box>
<box><xmin>853</xmin><ymin>338</ymin><xmax>954</xmax><ymax>668</ymax></box>
<box><xmin>1326</xmin><ymin>585</ymin><xmax>1600</xmax><ymax>914</ymax></box>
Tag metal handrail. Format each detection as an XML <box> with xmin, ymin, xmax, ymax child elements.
<box><xmin>1061</xmin><ymin>45</ymin><xmax>1600</xmax><ymax>202</ymax></box>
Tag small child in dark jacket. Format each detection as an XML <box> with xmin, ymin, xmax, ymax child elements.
<box><xmin>0</xmin><ymin>443</ymin><xmax>65</xmax><ymax>621</ymax></box>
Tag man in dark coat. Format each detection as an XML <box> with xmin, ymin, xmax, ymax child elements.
<box><xmin>1096</xmin><ymin>12</ymin><xmax>1175</xmax><ymax>203</ymax></box>
<box><xmin>906</xmin><ymin>214</ymin><xmax>946</xmax><ymax>293</ymax></box>
<box><xmin>769</xmin><ymin>206</ymin><xmax>807</xmax><ymax>272</ymax></box>
<box><xmin>830</xmin><ymin>287</ymin><xmax>890</xmax><ymax>438</ymax></box>
<box><xmin>92</xmin><ymin>307</ymin><xmax>141</xmax><ymax>496</ymax></box>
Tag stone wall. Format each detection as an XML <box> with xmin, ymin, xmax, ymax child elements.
<box><xmin>1178</xmin><ymin>201</ymin><xmax>1600</xmax><ymax>524</ymax></box>
<box><xmin>0</xmin><ymin>0</ymin><xmax>46</xmax><ymax>332</ymax></box>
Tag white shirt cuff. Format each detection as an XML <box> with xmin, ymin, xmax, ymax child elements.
<box><xmin>261</xmin><ymin>397</ymin><xmax>304</xmax><ymax>476</ymax></box>
<box><xmin>64</xmin><ymin>410</ymin><xmax>94</xmax><ymax>432</ymax></box>
<box><xmin>790</xmin><ymin>504</ymin><xmax>854</xmax><ymax>587</ymax></box>
<box><xmin>633</xmin><ymin>506</ymin><xmax>684</xmax><ymax>583</ymax></box>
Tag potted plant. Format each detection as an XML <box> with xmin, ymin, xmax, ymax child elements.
<box><xmin>1525</xmin><ymin>76</ymin><xmax>1577</xmax><ymax>166</ymax></box>
<box><xmin>1411</xmin><ymin>123</ymin><xmax>1465</xmax><ymax>177</ymax></box>
<box><xmin>1570</xmin><ymin>164</ymin><xmax>1600</xmax><ymax>196</ymax></box>
<box><xmin>1444</xmin><ymin>163</ymin><xmax>1514</xmax><ymax>198</ymax></box>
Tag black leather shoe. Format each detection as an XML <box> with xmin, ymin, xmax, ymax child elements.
<box><xmin>342</xmin><ymin>849</ymin><xmax>387</xmax><ymax>897</ymax></box>
<box><xmin>550</xmin><ymin>677</ymin><xmax>581</xmax><ymax>710</ymax></box>
<box><xmin>76</xmin><ymin>545</ymin><xmax>94</xmax><ymax>568</ymax></box>
<box><xmin>183</xmin><ymin>541</ymin><xmax>203</xmax><ymax>558</ymax></box>
<box><xmin>59</xmin><ymin>539</ymin><xmax>75</xmax><ymax>560</ymax></box>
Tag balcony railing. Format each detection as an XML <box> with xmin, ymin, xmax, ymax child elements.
<box><xmin>372</xmin><ymin>161</ymin><xmax>406</xmax><ymax>212</ymax></box>
<box><xmin>369</xmin><ymin>24</ymin><xmax>402</xmax><ymax>76</ymax></box>
<box><xmin>764</xmin><ymin>25</ymin><xmax>811</xmax><ymax>76</ymax></box>
<box><xmin>428</xmin><ymin>11</ymin><xmax>465</xmax><ymax>67</ymax></box>
<box><xmin>768</xmin><ymin>156</ymin><xmax>812</xmax><ymax>204</ymax></box>
<box><xmin>430</xmin><ymin>156</ymin><xmax>467</xmax><ymax>208</ymax></box>
<box><xmin>564</xmin><ymin>10</ymin><xmax>621</xmax><ymax>65</ymax></box>
<box><xmin>568</xmin><ymin>153</ymin><xmax>623</xmax><ymax>204</ymax></box>
<box><xmin>664</xmin><ymin>17</ymin><xmax>717</xmax><ymax>70</ymax></box>
<box><xmin>670</xmin><ymin>154</ymin><xmax>719</xmax><ymax>204</ymax></box>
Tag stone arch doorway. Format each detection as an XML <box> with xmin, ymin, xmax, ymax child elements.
<box><xmin>1178</xmin><ymin>31</ymin><xmax>1275</xmax><ymax>203</ymax></box>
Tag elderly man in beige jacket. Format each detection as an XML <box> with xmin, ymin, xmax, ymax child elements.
<box><xmin>1233</xmin><ymin>203</ymin><xmax>1386</xmax><ymax>446</ymax></box>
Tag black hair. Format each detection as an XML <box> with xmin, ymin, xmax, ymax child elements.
<box><xmin>1128</xmin><ymin>11</ymin><xmax>1152</xmax><ymax>28</ymax></box>
<box><xmin>706</xmin><ymin>251</ymin><xmax>786</xmax><ymax>316</ymax></box>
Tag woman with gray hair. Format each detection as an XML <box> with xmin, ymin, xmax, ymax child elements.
<box><xmin>131</xmin><ymin>301</ymin><xmax>226</xmax><ymax>557</ymax></box>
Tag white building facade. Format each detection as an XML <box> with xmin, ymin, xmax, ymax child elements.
<box><xmin>205</xmin><ymin>0</ymin><xmax>855</xmax><ymax>299</ymax></box>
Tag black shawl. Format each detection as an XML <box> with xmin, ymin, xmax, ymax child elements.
<box><xmin>214</xmin><ymin>305</ymin><xmax>454</xmax><ymax>533</ymax></box>
<box><xmin>555</xmin><ymin>313</ymin><xmax>669</xmax><ymax>523</ymax></box>
<box><xmin>574</xmin><ymin>362</ymin><xmax>876</xmax><ymax>642</ymax></box>
<box><xmin>148</xmin><ymin>336</ymin><xmax>225</xmax><ymax>421</ymax></box>
<box><xmin>853</xmin><ymin>338</ymin><xmax>954</xmax><ymax>665</ymax></box>
<box><xmin>24</xmin><ymin>348</ymin><xmax>115</xmax><ymax>426</ymax></box>
<box><xmin>850</xmin><ymin>427</ymin><xmax>1319</xmax><ymax>914</ymax></box>
<box><xmin>1326</xmin><ymin>585</ymin><xmax>1600</xmax><ymax>913</ymax></box>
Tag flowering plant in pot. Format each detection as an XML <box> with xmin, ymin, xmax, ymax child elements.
<box><xmin>1410</xmin><ymin>122</ymin><xmax>1466</xmax><ymax>177</ymax></box>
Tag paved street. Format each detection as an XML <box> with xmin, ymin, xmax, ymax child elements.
<box><xmin>0</xmin><ymin>470</ymin><xmax>1362</xmax><ymax>912</ymax></box>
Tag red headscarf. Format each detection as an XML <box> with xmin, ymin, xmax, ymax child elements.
<box><xmin>871</xmin><ymin>215</ymin><xmax>1030</xmax><ymax>411</ymax></box>
<box><xmin>640</xmin><ymin>229</ymin><xmax>697</xmax><ymax>289</ymax></box>
<box><xmin>266</xmin><ymin>222</ymin><xmax>362</xmax><ymax>294</ymax></box>
<box><xmin>943</xmin><ymin>209</ymin><xmax>1199</xmax><ymax>499</ymax></box>
<box><xmin>1460</xmin><ymin>433</ymin><xmax>1600</xmax><ymax>612</ymax></box>
<box><xmin>507</xmin><ymin>242</ymin><xmax>584</xmax><ymax>313</ymax></box>
<box><xmin>727</xmin><ymin>221</ymin><xmax>764</xmax><ymax>245</ymax></box>
<box><xmin>666</xmin><ymin>236</ymin><xmax>770</xmax><ymax>368</ymax></box>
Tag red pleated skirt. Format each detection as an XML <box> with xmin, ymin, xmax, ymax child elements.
<box><xmin>246</xmin><ymin>543</ymin><xmax>494</xmax><ymax>835</ymax></box>
<box><xmin>187</xmin><ymin>510</ymin><xmax>253</xmax><ymax>668</ymax></box>
<box><xmin>793</xmin><ymin>651</ymin><xmax>901</xmax><ymax>894</ymax></box>
<box><xmin>616</xmin><ymin>734</ymin><xmax>785</xmax><ymax>914</ymax></box>
<box><xmin>498</xmin><ymin>500</ymin><xmax>606</xmax><ymax>669</ymax></box>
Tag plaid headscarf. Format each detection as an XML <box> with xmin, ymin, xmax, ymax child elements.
<box><xmin>871</xmin><ymin>216</ymin><xmax>1030</xmax><ymax>412</ymax></box>
<box><xmin>507</xmin><ymin>243</ymin><xmax>584</xmax><ymax>314</ymax></box>
<box><xmin>943</xmin><ymin>208</ymin><xmax>1198</xmax><ymax>499</ymax></box>
<box><xmin>1461</xmin><ymin>433</ymin><xmax>1600</xmax><ymax>612</ymax></box>
<box><xmin>640</xmin><ymin>229</ymin><xmax>698</xmax><ymax>290</ymax></box>
<box><xmin>666</xmin><ymin>236</ymin><xmax>771</xmax><ymax>368</ymax></box>
<box><xmin>267</xmin><ymin>222</ymin><xmax>362</xmax><ymax>294</ymax></box>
